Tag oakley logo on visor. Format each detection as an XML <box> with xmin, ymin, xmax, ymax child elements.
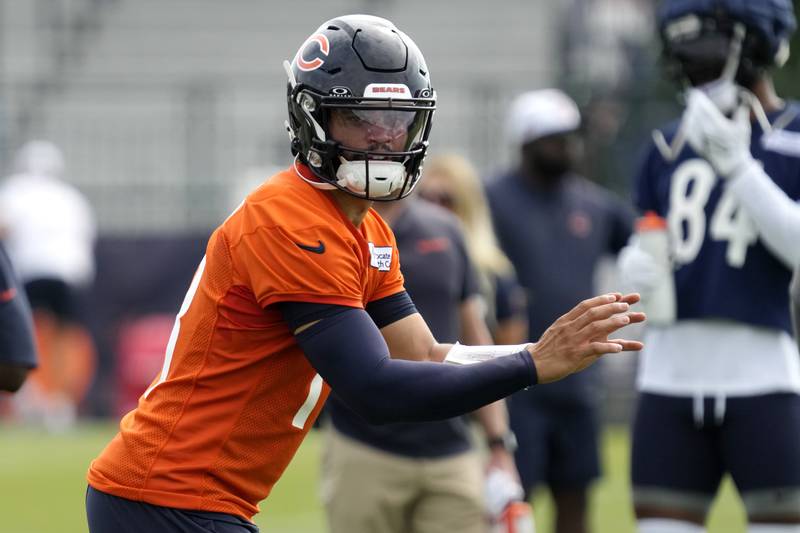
<box><xmin>297</xmin><ymin>34</ymin><xmax>330</xmax><ymax>72</ymax></box>
<box><xmin>364</xmin><ymin>83</ymin><xmax>411</xmax><ymax>99</ymax></box>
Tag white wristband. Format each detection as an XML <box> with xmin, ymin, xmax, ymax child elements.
<box><xmin>444</xmin><ymin>342</ymin><xmax>533</xmax><ymax>366</ymax></box>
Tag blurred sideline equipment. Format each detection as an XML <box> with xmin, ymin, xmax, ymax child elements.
<box><xmin>113</xmin><ymin>315</ymin><xmax>176</xmax><ymax>417</ymax></box>
<box><xmin>624</xmin><ymin>0</ymin><xmax>800</xmax><ymax>531</ymax></box>
<box><xmin>0</xmin><ymin>242</ymin><xmax>37</xmax><ymax>393</ymax></box>
<box><xmin>0</xmin><ymin>140</ymin><xmax>97</xmax><ymax>430</ymax></box>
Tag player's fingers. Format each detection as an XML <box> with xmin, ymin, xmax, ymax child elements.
<box><xmin>627</xmin><ymin>311</ymin><xmax>647</xmax><ymax>325</ymax></box>
<box><xmin>579</xmin><ymin>313</ymin><xmax>632</xmax><ymax>339</ymax></box>
<box><xmin>608</xmin><ymin>339</ymin><xmax>644</xmax><ymax>351</ymax></box>
<box><xmin>560</xmin><ymin>294</ymin><xmax>618</xmax><ymax>322</ymax></box>
<box><xmin>571</xmin><ymin>301</ymin><xmax>630</xmax><ymax>332</ymax></box>
<box><xmin>619</xmin><ymin>293</ymin><xmax>641</xmax><ymax>305</ymax></box>
<box><xmin>584</xmin><ymin>341</ymin><xmax>623</xmax><ymax>356</ymax></box>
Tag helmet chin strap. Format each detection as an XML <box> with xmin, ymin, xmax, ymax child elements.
<box><xmin>293</xmin><ymin>155</ymin><xmax>336</xmax><ymax>190</ymax></box>
<box><xmin>336</xmin><ymin>156</ymin><xmax>408</xmax><ymax>198</ymax></box>
<box><xmin>654</xmin><ymin>23</ymin><xmax>749</xmax><ymax>161</ymax></box>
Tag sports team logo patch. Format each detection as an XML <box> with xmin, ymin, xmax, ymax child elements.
<box><xmin>368</xmin><ymin>242</ymin><xmax>393</xmax><ymax>271</ymax></box>
<box><xmin>568</xmin><ymin>210</ymin><xmax>592</xmax><ymax>239</ymax></box>
<box><xmin>296</xmin><ymin>34</ymin><xmax>330</xmax><ymax>72</ymax></box>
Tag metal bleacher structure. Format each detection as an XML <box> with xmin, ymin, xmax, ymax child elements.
<box><xmin>1</xmin><ymin>0</ymin><xmax>559</xmax><ymax>235</ymax></box>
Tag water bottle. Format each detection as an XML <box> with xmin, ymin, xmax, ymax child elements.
<box><xmin>636</xmin><ymin>211</ymin><xmax>676</xmax><ymax>326</ymax></box>
<box><xmin>492</xmin><ymin>501</ymin><xmax>536</xmax><ymax>533</ymax></box>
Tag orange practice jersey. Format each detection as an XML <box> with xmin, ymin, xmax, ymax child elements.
<box><xmin>88</xmin><ymin>165</ymin><xmax>405</xmax><ymax>520</ymax></box>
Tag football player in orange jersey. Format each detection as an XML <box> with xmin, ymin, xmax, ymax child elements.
<box><xmin>86</xmin><ymin>14</ymin><xmax>645</xmax><ymax>533</ymax></box>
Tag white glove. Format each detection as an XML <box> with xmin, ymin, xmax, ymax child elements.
<box><xmin>684</xmin><ymin>88</ymin><xmax>756</xmax><ymax>179</ymax></box>
<box><xmin>484</xmin><ymin>467</ymin><xmax>525</xmax><ymax>520</ymax></box>
<box><xmin>617</xmin><ymin>238</ymin><xmax>662</xmax><ymax>295</ymax></box>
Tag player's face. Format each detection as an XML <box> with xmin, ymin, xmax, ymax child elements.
<box><xmin>328</xmin><ymin>108</ymin><xmax>412</xmax><ymax>155</ymax></box>
<box><xmin>522</xmin><ymin>132</ymin><xmax>582</xmax><ymax>180</ymax></box>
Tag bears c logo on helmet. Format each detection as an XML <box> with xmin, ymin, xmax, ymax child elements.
<box><xmin>296</xmin><ymin>34</ymin><xmax>330</xmax><ymax>72</ymax></box>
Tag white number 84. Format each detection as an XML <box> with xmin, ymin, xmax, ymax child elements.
<box><xmin>668</xmin><ymin>158</ymin><xmax>758</xmax><ymax>268</ymax></box>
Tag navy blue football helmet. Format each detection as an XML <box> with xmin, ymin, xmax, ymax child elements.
<box><xmin>285</xmin><ymin>14</ymin><xmax>436</xmax><ymax>201</ymax></box>
<box><xmin>657</xmin><ymin>0</ymin><xmax>796</xmax><ymax>88</ymax></box>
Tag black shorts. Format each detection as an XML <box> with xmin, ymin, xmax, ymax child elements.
<box><xmin>508</xmin><ymin>392</ymin><xmax>600</xmax><ymax>496</ymax></box>
<box><xmin>24</xmin><ymin>278</ymin><xmax>77</xmax><ymax>321</ymax></box>
<box><xmin>632</xmin><ymin>392</ymin><xmax>800</xmax><ymax>507</ymax></box>
<box><xmin>86</xmin><ymin>486</ymin><xmax>259</xmax><ymax>533</ymax></box>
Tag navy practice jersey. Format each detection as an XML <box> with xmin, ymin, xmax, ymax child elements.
<box><xmin>0</xmin><ymin>242</ymin><xmax>37</xmax><ymax>369</ymax></box>
<box><xmin>635</xmin><ymin>103</ymin><xmax>800</xmax><ymax>334</ymax></box>
<box><xmin>328</xmin><ymin>200</ymin><xmax>482</xmax><ymax>458</ymax></box>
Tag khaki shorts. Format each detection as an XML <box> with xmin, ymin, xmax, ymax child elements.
<box><xmin>321</xmin><ymin>427</ymin><xmax>487</xmax><ymax>533</ymax></box>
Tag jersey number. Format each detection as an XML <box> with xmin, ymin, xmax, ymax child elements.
<box><xmin>668</xmin><ymin>159</ymin><xmax>758</xmax><ymax>268</ymax></box>
<box><xmin>291</xmin><ymin>373</ymin><xmax>323</xmax><ymax>429</ymax></box>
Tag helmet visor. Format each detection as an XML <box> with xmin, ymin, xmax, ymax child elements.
<box><xmin>325</xmin><ymin>107</ymin><xmax>431</xmax><ymax>156</ymax></box>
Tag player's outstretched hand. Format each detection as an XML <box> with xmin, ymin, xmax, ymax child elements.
<box><xmin>527</xmin><ymin>293</ymin><xmax>645</xmax><ymax>384</ymax></box>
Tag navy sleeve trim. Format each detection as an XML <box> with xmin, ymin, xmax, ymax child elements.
<box><xmin>365</xmin><ymin>291</ymin><xmax>418</xmax><ymax>329</ymax></box>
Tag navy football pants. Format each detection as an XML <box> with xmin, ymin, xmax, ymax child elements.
<box><xmin>86</xmin><ymin>486</ymin><xmax>260</xmax><ymax>533</ymax></box>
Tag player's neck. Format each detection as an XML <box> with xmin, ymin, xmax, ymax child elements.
<box><xmin>372</xmin><ymin>199</ymin><xmax>407</xmax><ymax>226</ymax></box>
<box><xmin>329</xmin><ymin>189</ymin><xmax>373</xmax><ymax>227</ymax></box>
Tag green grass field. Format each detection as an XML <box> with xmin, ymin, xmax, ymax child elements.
<box><xmin>0</xmin><ymin>422</ymin><xmax>746</xmax><ymax>533</ymax></box>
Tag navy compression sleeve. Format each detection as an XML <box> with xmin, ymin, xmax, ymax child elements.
<box><xmin>293</xmin><ymin>307</ymin><xmax>537</xmax><ymax>425</ymax></box>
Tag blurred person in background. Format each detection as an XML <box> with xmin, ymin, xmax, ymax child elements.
<box><xmin>322</xmin><ymin>178</ymin><xmax>521</xmax><ymax>533</ymax></box>
<box><xmin>418</xmin><ymin>153</ymin><xmax>529</xmax><ymax>347</ymax></box>
<box><xmin>85</xmin><ymin>14</ymin><xmax>644</xmax><ymax>533</ymax></box>
<box><xmin>0</xmin><ymin>241</ymin><xmax>37</xmax><ymax>393</ymax></box>
<box><xmin>0</xmin><ymin>140</ymin><xmax>97</xmax><ymax>430</ymax></box>
<box><xmin>487</xmin><ymin>89</ymin><xmax>634</xmax><ymax>533</ymax></box>
<box><xmin>619</xmin><ymin>1</ymin><xmax>800</xmax><ymax>532</ymax></box>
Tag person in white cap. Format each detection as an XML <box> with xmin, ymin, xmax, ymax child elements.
<box><xmin>0</xmin><ymin>140</ymin><xmax>97</xmax><ymax>430</ymax></box>
<box><xmin>487</xmin><ymin>89</ymin><xmax>635</xmax><ymax>533</ymax></box>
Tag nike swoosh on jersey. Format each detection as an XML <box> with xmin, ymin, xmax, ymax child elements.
<box><xmin>0</xmin><ymin>287</ymin><xmax>17</xmax><ymax>303</ymax></box>
<box><xmin>295</xmin><ymin>240</ymin><xmax>326</xmax><ymax>254</ymax></box>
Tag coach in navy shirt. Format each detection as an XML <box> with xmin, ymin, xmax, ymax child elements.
<box><xmin>0</xmin><ymin>241</ymin><xmax>37</xmax><ymax>392</ymax></box>
<box><xmin>487</xmin><ymin>89</ymin><xmax>633</xmax><ymax>533</ymax></box>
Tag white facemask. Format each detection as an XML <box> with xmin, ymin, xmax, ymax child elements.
<box><xmin>336</xmin><ymin>157</ymin><xmax>409</xmax><ymax>198</ymax></box>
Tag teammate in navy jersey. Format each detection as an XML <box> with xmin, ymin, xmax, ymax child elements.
<box><xmin>619</xmin><ymin>1</ymin><xmax>800</xmax><ymax>532</ymax></box>
<box><xmin>0</xmin><ymin>242</ymin><xmax>37</xmax><ymax>392</ymax></box>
